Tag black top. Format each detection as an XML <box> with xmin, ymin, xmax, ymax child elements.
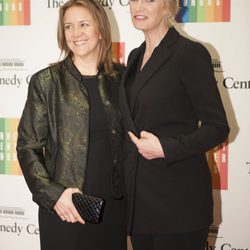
<box><xmin>82</xmin><ymin>75</ymin><xmax>108</xmax><ymax>134</ymax></box>
<box><xmin>81</xmin><ymin>75</ymin><xmax>113</xmax><ymax>200</ymax></box>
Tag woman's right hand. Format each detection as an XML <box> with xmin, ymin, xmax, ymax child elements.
<box><xmin>54</xmin><ymin>188</ymin><xmax>85</xmax><ymax>224</ymax></box>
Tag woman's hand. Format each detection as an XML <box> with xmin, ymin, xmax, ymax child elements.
<box><xmin>54</xmin><ymin>188</ymin><xmax>85</xmax><ymax>224</ymax></box>
<box><xmin>128</xmin><ymin>131</ymin><xmax>165</xmax><ymax>160</ymax></box>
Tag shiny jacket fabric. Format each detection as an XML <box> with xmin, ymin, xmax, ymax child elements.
<box><xmin>17</xmin><ymin>56</ymin><xmax>124</xmax><ymax>210</ymax></box>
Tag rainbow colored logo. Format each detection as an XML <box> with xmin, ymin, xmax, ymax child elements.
<box><xmin>112</xmin><ymin>42</ymin><xmax>125</xmax><ymax>65</ymax></box>
<box><xmin>0</xmin><ymin>0</ymin><xmax>30</xmax><ymax>26</ymax></box>
<box><xmin>176</xmin><ymin>0</ymin><xmax>231</xmax><ymax>23</ymax></box>
<box><xmin>207</xmin><ymin>141</ymin><xmax>229</xmax><ymax>190</ymax></box>
<box><xmin>0</xmin><ymin>118</ymin><xmax>22</xmax><ymax>175</ymax></box>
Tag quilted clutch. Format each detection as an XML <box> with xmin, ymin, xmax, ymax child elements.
<box><xmin>72</xmin><ymin>192</ymin><xmax>105</xmax><ymax>224</ymax></box>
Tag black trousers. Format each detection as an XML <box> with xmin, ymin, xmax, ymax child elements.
<box><xmin>39</xmin><ymin>199</ymin><xmax>127</xmax><ymax>250</ymax></box>
<box><xmin>131</xmin><ymin>228</ymin><xmax>209</xmax><ymax>250</ymax></box>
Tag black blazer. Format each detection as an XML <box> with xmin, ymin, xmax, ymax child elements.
<box><xmin>119</xmin><ymin>28</ymin><xmax>230</xmax><ymax>234</ymax></box>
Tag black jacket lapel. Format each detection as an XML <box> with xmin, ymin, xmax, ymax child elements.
<box><xmin>119</xmin><ymin>48</ymin><xmax>142</xmax><ymax>136</ymax></box>
<box><xmin>129</xmin><ymin>28</ymin><xmax>180</xmax><ymax>114</ymax></box>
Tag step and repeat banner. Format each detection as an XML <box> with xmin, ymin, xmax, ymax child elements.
<box><xmin>0</xmin><ymin>0</ymin><xmax>249</xmax><ymax>249</ymax></box>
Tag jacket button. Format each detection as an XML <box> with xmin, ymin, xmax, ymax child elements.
<box><xmin>112</xmin><ymin>129</ymin><xmax>116</xmax><ymax>134</ymax></box>
<box><xmin>113</xmin><ymin>159</ymin><xmax>118</xmax><ymax>164</ymax></box>
<box><xmin>104</xmin><ymin>100</ymin><xmax>111</xmax><ymax>106</ymax></box>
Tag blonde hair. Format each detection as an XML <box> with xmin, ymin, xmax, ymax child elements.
<box><xmin>165</xmin><ymin>0</ymin><xmax>180</xmax><ymax>26</ymax></box>
<box><xmin>57</xmin><ymin>0</ymin><xmax>115</xmax><ymax>76</ymax></box>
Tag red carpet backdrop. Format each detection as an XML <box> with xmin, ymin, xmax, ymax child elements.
<box><xmin>0</xmin><ymin>0</ymin><xmax>249</xmax><ymax>249</ymax></box>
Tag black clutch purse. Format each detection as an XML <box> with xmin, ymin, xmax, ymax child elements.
<box><xmin>72</xmin><ymin>192</ymin><xmax>105</xmax><ymax>224</ymax></box>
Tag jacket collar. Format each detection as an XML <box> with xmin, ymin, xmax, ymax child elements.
<box><xmin>63</xmin><ymin>55</ymin><xmax>82</xmax><ymax>81</ymax></box>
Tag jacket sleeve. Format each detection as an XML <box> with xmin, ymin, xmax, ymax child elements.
<box><xmin>17</xmin><ymin>73</ymin><xmax>65</xmax><ymax>210</ymax></box>
<box><xmin>159</xmin><ymin>42</ymin><xmax>230</xmax><ymax>165</ymax></box>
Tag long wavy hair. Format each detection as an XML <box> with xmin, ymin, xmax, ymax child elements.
<box><xmin>57</xmin><ymin>0</ymin><xmax>115</xmax><ymax>76</ymax></box>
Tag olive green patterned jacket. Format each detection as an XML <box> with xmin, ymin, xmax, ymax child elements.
<box><xmin>17</xmin><ymin>56</ymin><xmax>124</xmax><ymax>210</ymax></box>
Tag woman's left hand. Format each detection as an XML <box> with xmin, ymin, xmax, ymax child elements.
<box><xmin>54</xmin><ymin>188</ymin><xmax>85</xmax><ymax>224</ymax></box>
<box><xmin>128</xmin><ymin>131</ymin><xmax>165</xmax><ymax>160</ymax></box>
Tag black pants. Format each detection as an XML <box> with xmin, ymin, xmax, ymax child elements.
<box><xmin>131</xmin><ymin>228</ymin><xmax>209</xmax><ymax>250</ymax></box>
<box><xmin>39</xmin><ymin>199</ymin><xmax>127</xmax><ymax>250</ymax></box>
